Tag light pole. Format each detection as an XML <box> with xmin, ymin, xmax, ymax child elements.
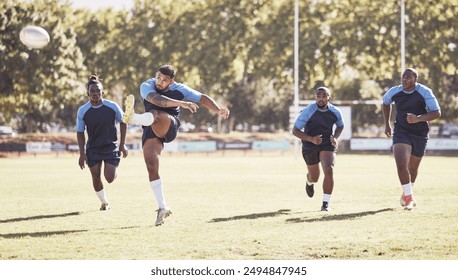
<box><xmin>401</xmin><ymin>0</ymin><xmax>405</xmax><ymax>72</ymax></box>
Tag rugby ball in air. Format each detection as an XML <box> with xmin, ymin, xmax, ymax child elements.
<box><xmin>19</xmin><ymin>26</ymin><xmax>50</xmax><ymax>49</ymax></box>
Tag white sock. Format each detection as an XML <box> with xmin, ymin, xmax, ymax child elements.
<box><xmin>323</xmin><ymin>194</ymin><xmax>331</xmax><ymax>202</ymax></box>
<box><xmin>132</xmin><ymin>113</ymin><xmax>154</xmax><ymax>126</ymax></box>
<box><xmin>96</xmin><ymin>189</ymin><xmax>108</xmax><ymax>204</ymax></box>
<box><xmin>150</xmin><ymin>179</ymin><xmax>167</xmax><ymax>209</ymax></box>
<box><xmin>402</xmin><ymin>183</ymin><xmax>412</xmax><ymax>196</ymax></box>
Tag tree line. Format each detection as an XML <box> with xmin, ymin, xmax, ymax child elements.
<box><xmin>1</xmin><ymin>0</ymin><xmax>457</xmax><ymax>133</ymax></box>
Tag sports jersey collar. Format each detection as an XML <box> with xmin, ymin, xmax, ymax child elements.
<box><xmin>91</xmin><ymin>98</ymin><xmax>105</xmax><ymax>108</ymax></box>
<box><xmin>402</xmin><ymin>83</ymin><xmax>419</xmax><ymax>94</ymax></box>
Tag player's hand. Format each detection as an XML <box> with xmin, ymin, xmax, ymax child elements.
<box><xmin>385</xmin><ymin>125</ymin><xmax>392</xmax><ymax>137</ymax></box>
<box><xmin>119</xmin><ymin>144</ymin><xmax>128</xmax><ymax>158</ymax></box>
<box><xmin>78</xmin><ymin>154</ymin><xmax>87</xmax><ymax>170</ymax></box>
<box><xmin>311</xmin><ymin>134</ymin><xmax>322</xmax><ymax>145</ymax></box>
<box><xmin>330</xmin><ymin>135</ymin><xmax>338</xmax><ymax>148</ymax></box>
<box><xmin>181</xmin><ymin>102</ymin><xmax>199</xmax><ymax>113</ymax></box>
<box><xmin>406</xmin><ymin>113</ymin><xmax>420</xmax><ymax>124</ymax></box>
<box><xmin>218</xmin><ymin>108</ymin><xmax>230</xmax><ymax>119</ymax></box>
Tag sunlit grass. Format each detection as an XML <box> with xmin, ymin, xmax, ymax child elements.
<box><xmin>0</xmin><ymin>153</ymin><xmax>457</xmax><ymax>260</ymax></box>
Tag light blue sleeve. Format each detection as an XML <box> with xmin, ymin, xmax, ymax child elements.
<box><xmin>103</xmin><ymin>100</ymin><xmax>123</xmax><ymax>123</ymax></box>
<box><xmin>76</xmin><ymin>103</ymin><xmax>90</xmax><ymax>132</ymax></box>
<box><xmin>417</xmin><ymin>84</ymin><xmax>440</xmax><ymax>111</ymax></box>
<box><xmin>140</xmin><ymin>78</ymin><xmax>156</xmax><ymax>100</ymax></box>
<box><xmin>383</xmin><ymin>85</ymin><xmax>402</xmax><ymax>105</ymax></box>
<box><xmin>329</xmin><ymin>105</ymin><xmax>344</xmax><ymax>127</ymax></box>
<box><xmin>294</xmin><ymin>104</ymin><xmax>316</xmax><ymax>130</ymax></box>
<box><xmin>173</xmin><ymin>83</ymin><xmax>202</xmax><ymax>102</ymax></box>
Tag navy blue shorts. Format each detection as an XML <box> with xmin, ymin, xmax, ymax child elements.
<box><xmin>142</xmin><ymin>114</ymin><xmax>181</xmax><ymax>146</ymax></box>
<box><xmin>86</xmin><ymin>150</ymin><xmax>120</xmax><ymax>168</ymax></box>
<box><xmin>393</xmin><ymin>130</ymin><xmax>427</xmax><ymax>157</ymax></box>
<box><xmin>301</xmin><ymin>144</ymin><xmax>335</xmax><ymax>165</ymax></box>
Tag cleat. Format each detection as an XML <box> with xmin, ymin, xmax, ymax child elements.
<box><xmin>100</xmin><ymin>203</ymin><xmax>110</xmax><ymax>211</ymax></box>
<box><xmin>400</xmin><ymin>193</ymin><xmax>417</xmax><ymax>208</ymax></box>
<box><xmin>305</xmin><ymin>182</ymin><xmax>315</xmax><ymax>198</ymax></box>
<box><xmin>403</xmin><ymin>195</ymin><xmax>416</xmax><ymax>210</ymax></box>
<box><xmin>122</xmin><ymin>94</ymin><xmax>135</xmax><ymax>123</ymax></box>
<box><xmin>400</xmin><ymin>194</ymin><xmax>406</xmax><ymax>206</ymax></box>
<box><xmin>321</xmin><ymin>201</ymin><xmax>330</xmax><ymax>211</ymax></box>
<box><xmin>155</xmin><ymin>207</ymin><xmax>172</xmax><ymax>226</ymax></box>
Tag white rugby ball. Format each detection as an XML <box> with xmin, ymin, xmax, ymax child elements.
<box><xmin>19</xmin><ymin>26</ymin><xmax>50</xmax><ymax>49</ymax></box>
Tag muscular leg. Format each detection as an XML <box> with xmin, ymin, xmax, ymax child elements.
<box><xmin>306</xmin><ymin>163</ymin><xmax>320</xmax><ymax>183</ymax></box>
<box><xmin>103</xmin><ymin>163</ymin><xmax>117</xmax><ymax>183</ymax></box>
<box><xmin>151</xmin><ymin>110</ymin><xmax>173</xmax><ymax>138</ymax></box>
<box><xmin>89</xmin><ymin>162</ymin><xmax>103</xmax><ymax>192</ymax></box>
<box><xmin>143</xmin><ymin>138</ymin><xmax>164</xmax><ymax>181</ymax></box>
<box><xmin>408</xmin><ymin>155</ymin><xmax>423</xmax><ymax>184</ymax></box>
<box><xmin>143</xmin><ymin>111</ymin><xmax>174</xmax><ymax>219</ymax></box>
<box><xmin>143</xmin><ymin>110</ymin><xmax>173</xmax><ymax>181</ymax></box>
<box><xmin>393</xmin><ymin>143</ymin><xmax>412</xmax><ymax>185</ymax></box>
<box><xmin>320</xmin><ymin>151</ymin><xmax>335</xmax><ymax>195</ymax></box>
<box><xmin>90</xmin><ymin>162</ymin><xmax>109</xmax><ymax>207</ymax></box>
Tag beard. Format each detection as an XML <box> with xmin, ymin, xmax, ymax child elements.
<box><xmin>316</xmin><ymin>102</ymin><xmax>327</xmax><ymax>109</ymax></box>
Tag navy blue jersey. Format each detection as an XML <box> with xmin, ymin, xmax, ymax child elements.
<box><xmin>383</xmin><ymin>83</ymin><xmax>440</xmax><ymax>138</ymax></box>
<box><xmin>140</xmin><ymin>78</ymin><xmax>202</xmax><ymax>116</ymax></box>
<box><xmin>294</xmin><ymin>103</ymin><xmax>344</xmax><ymax>149</ymax></box>
<box><xmin>76</xmin><ymin>99</ymin><xmax>123</xmax><ymax>152</ymax></box>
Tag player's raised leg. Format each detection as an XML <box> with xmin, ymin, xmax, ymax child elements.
<box><xmin>122</xmin><ymin>94</ymin><xmax>154</xmax><ymax>125</ymax></box>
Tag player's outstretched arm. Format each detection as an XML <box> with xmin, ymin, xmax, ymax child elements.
<box><xmin>145</xmin><ymin>92</ymin><xmax>198</xmax><ymax>113</ymax></box>
<box><xmin>199</xmin><ymin>94</ymin><xmax>230</xmax><ymax>119</ymax></box>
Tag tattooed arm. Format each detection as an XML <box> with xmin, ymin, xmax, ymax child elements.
<box><xmin>145</xmin><ymin>92</ymin><xmax>198</xmax><ymax>113</ymax></box>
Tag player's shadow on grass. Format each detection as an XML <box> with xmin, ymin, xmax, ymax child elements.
<box><xmin>209</xmin><ymin>209</ymin><xmax>291</xmax><ymax>223</ymax></box>
<box><xmin>0</xmin><ymin>211</ymin><xmax>81</xmax><ymax>224</ymax></box>
<box><xmin>286</xmin><ymin>208</ymin><xmax>395</xmax><ymax>223</ymax></box>
<box><xmin>0</xmin><ymin>229</ymin><xmax>88</xmax><ymax>239</ymax></box>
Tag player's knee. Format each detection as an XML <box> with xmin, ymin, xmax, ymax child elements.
<box><xmin>105</xmin><ymin>174</ymin><xmax>116</xmax><ymax>183</ymax></box>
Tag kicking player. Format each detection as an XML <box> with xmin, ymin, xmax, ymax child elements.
<box><xmin>123</xmin><ymin>64</ymin><xmax>230</xmax><ymax>226</ymax></box>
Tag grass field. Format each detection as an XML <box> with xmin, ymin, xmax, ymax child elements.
<box><xmin>0</xmin><ymin>152</ymin><xmax>457</xmax><ymax>260</ymax></box>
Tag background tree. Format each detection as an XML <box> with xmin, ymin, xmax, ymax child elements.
<box><xmin>0</xmin><ymin>0</ymin><xmax>87</xmax><ymax>132</ymax></box>
<box><xmin>1</xmin><ymin>0</ymin><xmax>456</xmax><ymax>134</ymax></box>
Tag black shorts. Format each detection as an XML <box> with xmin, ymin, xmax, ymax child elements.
<box><xmin>393</xmin><ymin>130</ymin><xmax>427</xmax><ymax>157</ymax></box>
<box><xmin>142</xmin><ymin>114</ymin><xmax>181</xmax><ymax>146</ymax></box>
<box><xmin>301</xmin><ymin>144</ymin><xmax>335</xmax><ymax>165</ymax></box>
<box><xmin>86</xmin><ymin>150</ymin><xmax>120</xmax><ymax>168</ymax></box>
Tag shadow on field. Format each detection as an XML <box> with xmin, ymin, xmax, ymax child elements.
<box><xmin>0</xmin><ymin>229</ymin><xmax>88</xmax><ymax>239</ymax></box>
<box><xmin>209</xmin><ymin>209</ymin><xmax>291</xmax><ymax>223</ymax></box>
<box><xmin>286</xmin><ymin>208</ymin><xmax>395</xmax><ymax>223</ymax></box>
<box><xmin>0</xmin><ymin>212</ymin><xmax>81</xmax><ymax>224</ymax></box>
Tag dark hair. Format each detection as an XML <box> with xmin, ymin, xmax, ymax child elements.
<box><xmin>403</xmin><ymin>68</ymin><xmax>418</xmax><ymax>79</ymax></box>
<box><xmin>315</xmin><ymin>86</ymin><xmax>331</xmax><ymax>95</ymax></box>
<box><xmin>87</xmin><ymin>74</ymin><xmax>103</xmax><ymax>90</ymax></box>
<box><xmin>158</xmin><ymin>65</ymin><xmax>176</xmax><ymax>79</ymax></box>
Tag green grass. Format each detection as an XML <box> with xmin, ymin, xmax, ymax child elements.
<box><xmin>0</xmin><ymin>152</ymin><xmax>457</xmax><ymax>260</ymax></box>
